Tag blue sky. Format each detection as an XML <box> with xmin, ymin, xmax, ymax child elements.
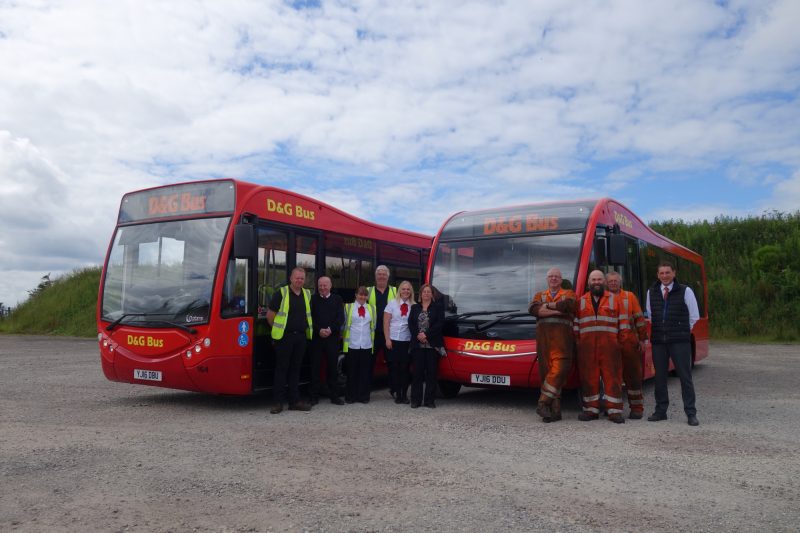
<box><xmin>1</xmin><ymin>0</ymin><xmax>799</xmax><ymax>307</ymax></box>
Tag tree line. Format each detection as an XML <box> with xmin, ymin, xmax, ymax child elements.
<box><xmin>650</xmin><ymin>211</ymin><xmax>800</xmax><ymax>341</ymax></box>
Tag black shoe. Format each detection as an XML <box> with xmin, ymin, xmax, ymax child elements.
<box><xmin>687</xmin><ymin>415</ymin><xmax>700</xmax><ymax>426</ymax></box>
<box><xmin>423</xmin><ymin>402</ymin><xmax>436</xmax><ymax>409</ymax></box>
<box><xmin>629</xmin><ymin>411</ymin><xmax>644</xmax><ymax>420</ymax></box>
<box><xmin>578</xmin><ymin>412</ymin><xmax>598</xmax><ymax>421</ymax></box>
<box><xmin>330</xmin><ymin>397</ymin><xmax>345</xmax><ymax>405</ymax></box>
<box><xmin>288</xmin><ymin>402</ymin><xmax>311</xmax><ymax>411</ymax></box>
<box><xmin>270</xmin><ymin>403</ymin><xmax>283</xmax><ymax>414</ymax></box>
<box><xmin>309</xmin><ymin>397</ymin><xmax>319</xmax><ymax>406</ymax></box>
<box><xmin>648</xmin><ymin>412</ymin><xmax>668</xmax><ymax>422</ymax></box>
<box><xmin>345</xmin><ymin>398</ymin><xmax>355</xmax><ymax>404</ymax></box>
<box><xmin>410</xmin><ymin>401</ymin><xmax>420</xmax><ymax>408</ymax></box>
<box><xmin>394</xmin><ymin>396</ymin><xmax>403</xmax><ymax>404</ymax></box>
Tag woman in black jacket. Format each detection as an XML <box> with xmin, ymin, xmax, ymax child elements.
<box><xmin>408</xmin><ymin>284</ymin><xmax>445</xmax><ymax>408</ymax></box>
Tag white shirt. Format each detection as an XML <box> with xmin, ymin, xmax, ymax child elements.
<box><xmin>384</xmin><ymin>298</ymin><xmax>412</xmax><ymax>341</ymax></box>
<box><xmin>645</xmin><ymin>282</ymin><xmax>700</xmax><ymax>330</ymax></box>
<box><xmin>348</xmin><ymin>304</ymin><xmax>372</xmax><ymax>350</ymax></box>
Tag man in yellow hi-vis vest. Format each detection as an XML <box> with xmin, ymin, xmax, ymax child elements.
<box><xmin>368</xmin><ymin>265</ymin><xmax>397</xmax><ymax>397</ymax></box>
<box><xmin>267</xmin><ymin>267</ymin><xmax>313</xmax><ymax>414</ymax></box>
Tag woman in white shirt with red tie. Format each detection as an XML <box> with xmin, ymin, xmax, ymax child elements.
<box><xmin>383</xmin><ymin>280</ymin><xmax>415</xmax><ymax>404</ymax></box>
<box><xmin>342</xmin><ymin>286</ymin><xmax>376</xmax><ymax>403</ymax></box>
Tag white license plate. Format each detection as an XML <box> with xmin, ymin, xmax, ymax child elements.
<box><xmin>471</xmin><ymin>373</ymin><xmax>510</xmax><ymax>386</ymax></box>
<box><xmin>134</xmin><ymin>369</ymin><xmax>162</xmax><ymax>381</ymax></box>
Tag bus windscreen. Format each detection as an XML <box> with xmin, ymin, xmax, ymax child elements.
<box><xmin>101</xmin><ymin>217</ymin><xmax>230</xmax><ymax>326</ymax></box>
<box><xmin>430</xmin><ymin>232</ymin><xmax>583</xmax><ymax>320</ymax></box>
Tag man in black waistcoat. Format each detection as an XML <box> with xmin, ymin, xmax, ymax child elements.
<box><xmin>645</xmin><ymin>261</ymin><xmax>701</xmax><ymax>426</ymax></box>
<box><xmin>310</xmin><ymin>276</ymin><xmax>345</xmax><ymax>405</ymax></box>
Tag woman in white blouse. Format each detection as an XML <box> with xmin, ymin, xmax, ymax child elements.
<box><xmin>342</xmin><ymin>286</ymin><xmax>376</xmax><ymax>403</ymax></box>
<box><xmin>383</xmin><ymin>280</ymin><xmax>415</xmax><ymax>404</ymax></box>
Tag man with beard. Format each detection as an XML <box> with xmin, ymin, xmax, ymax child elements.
<box><xmin>573</xmin><ymin>270</ymin><xmax>625</xmax><ymax>423</ymax></box>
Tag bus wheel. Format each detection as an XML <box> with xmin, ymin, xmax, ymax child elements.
<box><xmin>437</xmin><ymin>380</ymin><xmax>461</xmax><ymax>398</ymax></box>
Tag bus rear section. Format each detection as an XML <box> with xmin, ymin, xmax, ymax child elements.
<box><xmin>429</xmin><ymin>202</ymin><xmax>595</xmax><ymax>396</ymax></box>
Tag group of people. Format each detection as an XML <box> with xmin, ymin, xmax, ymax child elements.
<box><xmin>529</xmin><ymin>261</ymin><xmax>700</xmax><ymax>426</ymax></box>
<box><xmin>266</xmin><ymin>261</ymin><xmax>701</xmax><ymax>426</ymax></box>
<box><xmin>265</xmin><ymin>265</ymin><xmax>444</xmax><ymax>414</ymax></box>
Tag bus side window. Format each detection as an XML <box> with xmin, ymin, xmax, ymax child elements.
<box><xmin>221</xmin><ymin>257</ymin><xmax>249</xmax><ymax>317</ymax></box>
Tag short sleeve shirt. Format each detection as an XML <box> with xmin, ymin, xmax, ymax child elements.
<box><xmin>384</xmin><ymin>299</ymin><xmax>412</xmax><ymax>341</ymax></box>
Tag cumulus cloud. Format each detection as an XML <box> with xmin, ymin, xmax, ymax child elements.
<box><xmin>0</xmin><ymin>0</ymin><xmax>798</xmax><ymax>306</ymax></box>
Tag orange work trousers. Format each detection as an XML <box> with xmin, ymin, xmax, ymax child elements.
<box><xmin>619</xmin><ymin>338</ymin><xmax>644</xmax><ymax>414</ymax></box>
<box><xmin>577</xmin><ymin>334</ymin><xmax>623</xmax><ymax>416</ymax></box>
<box><xmin>536</xmin><ymin>322</ymin><xmax>575</xmax><ymax>404</ymax></box>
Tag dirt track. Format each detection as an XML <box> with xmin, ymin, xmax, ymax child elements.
<box><xmin>1</xmin><ymin>336</ymin><xmax>799</xmax><ymax>532</ymax></box>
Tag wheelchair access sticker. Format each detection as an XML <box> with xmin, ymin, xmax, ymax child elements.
<box><xmin>238</xmin><ymin>334</ymin><xmax>249</xmax><ymax>347</ymax></box>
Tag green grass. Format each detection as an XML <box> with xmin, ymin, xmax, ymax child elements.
<box><xmin>0</xmin><ymin>267</ymin><xmax>101</xmax><ymax>338</ymax></box>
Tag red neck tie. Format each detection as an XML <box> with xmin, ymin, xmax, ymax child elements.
<box><xmin>663</xmin><ymin>286</ymin><xmax>669</xmax><ymax>300</ymax></box>
<box><xmin>358</xmin><ymin>305</ymin><xmax>365</xmax><ymax>318</ymax></box>
<box><xmin>400</xmin><ymin>302</ymin><xmax>408</xmax><ymax>317</ymax></box>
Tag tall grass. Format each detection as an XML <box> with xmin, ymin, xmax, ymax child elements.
<box><xmin>0</xmin><ymin>267</ymin><xmax>100</xmax><ymax>337</ymax></box>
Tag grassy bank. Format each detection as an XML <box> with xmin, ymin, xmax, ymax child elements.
<box><xmin>0</xmin><ymin>267</ymin><xmax>100</xmax><ymax>337</ymax></box>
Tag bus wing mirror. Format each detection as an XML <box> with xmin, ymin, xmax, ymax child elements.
<box><xmin>608</xmin><ymin>234</ymin><xmax>627</xmax><ymax>265</ymax></box>
<box><xmin>233</xmin><ymin>224</ymin><xmax>256</xmax><ymax>258</ymax></box>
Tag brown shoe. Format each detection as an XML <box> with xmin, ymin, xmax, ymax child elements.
<box><xmin>536</xmin><ymin>401</ymin><xmax>551</xmax><ymax>420</ymax></box>
<box><xmin>270</xmin><ymin>404</ymin><xmax>283</xmax><ymax>414</ymax></box>
<box><xmin>608</xmin><ymin>413</ymin><xmax>625</xmax><ymax>424</ymax></box>
<box><xmin>288</xmin><ymin>402</ymin><xmax>311</xmax><ymax>411</ymax></box>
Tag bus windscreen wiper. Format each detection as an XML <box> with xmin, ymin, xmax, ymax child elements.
<box><xmin>476</xmin><ymin>312</ymin><xmax>533</xmax><ymax>331</ymax></box>
<box><xmin>105</xmin><ymin>313</ymin><xmax>149</xmax><ymax>331</ymax></box>
<box><xmin>445</xmin><ymin>309</ymin><xmax>519</xmax><ymax>322</ymax></box>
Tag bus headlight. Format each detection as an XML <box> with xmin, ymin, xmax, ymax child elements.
<box><xmin>203</xmin><ymin>338</ymin><xmax>211</xmax><ymax>348</ymax></box>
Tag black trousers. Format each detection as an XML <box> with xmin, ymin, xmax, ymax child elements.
<box><xmin>273</xmin><ymin>332</ymin><xmax>307</xmax><ymax>404</ymax></box>
<box><xmin>345</xmin><ymin>348</ymin><xmax>373</xmax><ymax>402</ymax></box>
<box><xmin>411</xmin><ymin>347</ymin><xmax>439</xmax><ymax>405</ymax></box>
<box><xmin>652</xmin><ymin>342</ymin><xmax>696</xmax><ymax>416</ymax></box>
<box><xmin>311</xmin><ymin>336</ymin><xmax>341</xmax><ymax>399</ymax></box>
<box><xmin>389</xmin><ymin>340</ymin><xmax>411</xmax><ymax>399</ymax></box>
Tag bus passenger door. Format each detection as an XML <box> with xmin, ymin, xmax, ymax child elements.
<box><xmin>253</xmin><ymin>228</ymin><xmax>288</xmax><ymax>390</ymax></box>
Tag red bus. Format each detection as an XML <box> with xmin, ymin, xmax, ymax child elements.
<box><xmin>97</xmin><ymin>179</ymin><xmax>431</xmax><ymax>395</ymax></box>
<box><xmin>427</xmin><ymin>198</ymin><xmax>709</xmax><ymax>397</ymax></box>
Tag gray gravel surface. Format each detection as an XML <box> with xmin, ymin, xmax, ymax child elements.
<box><xmin>1</xmin><ymin>335</ymin><xmax>799</xmax><ymax>532</ymax></box>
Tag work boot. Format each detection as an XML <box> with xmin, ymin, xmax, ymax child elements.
<box><xmin>578</xmin><ymin>412</ymin><xmax>599</xmax><ymax>421</ymax></box>
<box><xmin>608</xmin><ymin>413</ymin><xmax>625</xmax><ymax>424</ymax></box>
<box><xmin>548</xmin><ymin>399</ymin><xmax>562</xmax><ymax>422</ymax></box>
<box><xmin>536</xmin><ymin>400</ymin><xmax>552</xmax><ymax>420</ymax></box>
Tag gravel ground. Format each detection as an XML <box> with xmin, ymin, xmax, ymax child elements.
<box><xmin>1</xmin><ymin>335</ymin><xmax>799</xmax><ymax>532</ymax></box>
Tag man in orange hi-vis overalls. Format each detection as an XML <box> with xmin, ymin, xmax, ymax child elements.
<box><xmin>574</xmin><ymin>270</ymin><xmax>625</xmax><ymax>424</ymax></box>
<box><xmin>606</xmin><ymin>271</ymin><xmax>648</xmax><ymax>419</ymax></box>
<box><xmin>528</xmin><ymin>268</ymin><xmax>577</xmax><ymax>423</ymax></box>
